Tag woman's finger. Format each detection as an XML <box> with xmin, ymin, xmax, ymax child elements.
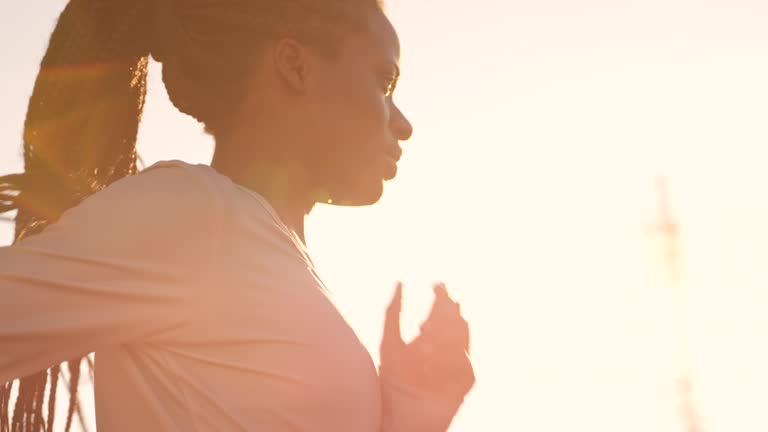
<box><xmin>381</xmin><ymin>282</ymin><xmax>404</xmax><ymax>349</ymax></box>
<box><xmin>422</xmin><ymin>283</ymin><xmax>461</xmax><ymax>328</ymax></box>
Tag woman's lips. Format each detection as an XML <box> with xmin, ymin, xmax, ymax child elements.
<box><xmin>386</xmin><ymin>146</ymin><xmax>403</xmax><ymax>162</ymax></box>
<box><xmin>381</xmin><ymin>154</ymin><xmax>398</xmax><ymax>180</ymax></box>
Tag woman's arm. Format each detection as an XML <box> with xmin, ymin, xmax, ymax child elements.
<box><xmin>0</xmin><ymin>162</ymin><xmax>218</xmax><ymax>382</ymax></box>
<box><xmin>379</xmin><ymin>283</ymin><xmax>475</xmax><ymax>432</ymax></box>
<box><xmin>379</xmin><ymin>373</ymin><xmax>467</xmax><ymax>432</ymax></box>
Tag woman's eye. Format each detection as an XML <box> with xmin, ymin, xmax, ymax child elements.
<box><xmin>381</xmin><ymin>76</ymin><xmax>397</xmax><ymax>96</ymax></box>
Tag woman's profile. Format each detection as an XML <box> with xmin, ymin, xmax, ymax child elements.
<box><xmin>0</xmin><ymin>0</ymin><xmax>474</xmax><ymax>431</ymax></box>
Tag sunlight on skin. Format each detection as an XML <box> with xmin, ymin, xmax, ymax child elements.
<box><xmin>2</xmin><ymin>1</ymin><xmax>768</xmax><ymax>431</ymax></box>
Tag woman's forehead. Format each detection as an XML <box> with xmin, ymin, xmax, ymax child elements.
<box><xmin>369</xmin><ymin>11</ymin><xmax>400</xmax><ymax>60</ymax></box>
<box><xmin>344</xmin><ymin>11</ymin><xmax>400</xmax><ymax>65</ymax></box>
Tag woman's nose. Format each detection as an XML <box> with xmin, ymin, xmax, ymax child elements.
<box><xmin>391</xmin><ymin>104</ymin><xmax>413</xmax><ymax>141</ymax></box>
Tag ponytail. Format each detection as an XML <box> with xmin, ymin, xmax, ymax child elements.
<box><xmin>0</xmin><ymin>0</ymin><xmax>150</xmax><ymax>429</ymax></box>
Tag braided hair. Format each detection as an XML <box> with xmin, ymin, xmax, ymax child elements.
<box><xmin>0</xmin><ymin>0</ymin><xmax>382</xmax><ymax>430</ymax></box>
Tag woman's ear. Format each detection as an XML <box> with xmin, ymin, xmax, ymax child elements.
<box><xmin>272</xmin><ymin>38</ymin><xmax>311</xmax><ymax>93</ymax></box>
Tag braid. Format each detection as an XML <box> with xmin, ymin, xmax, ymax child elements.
<box><xmin>31</xmin><ymin>374</ymin><xmax>45</xmax><ymax>432</ymax></box>
<box><xmin>0</xmin><ymin>382</ymin><xmax>9</xmax><ymax>432</ymax></box>
<box><xmin>0</xmin><ymin>382</ymin><xmax>10</xmax><ymax>432</ymax></box>
<box><xmin>10</xmin><ymin>377</ymin><xmax>26</xmax><ymax>432</ymax></box>
<box><xmin>63</xmin><ymin>360</ymin><xmax>81</xmax><ymax>432</ymax></box>
<box><xmin>46</xmin><ymin>366</ymin><xmax>59</xmax><ymax>432</ymax></box>
<box><xmin>0</xmin><ymin>0</ymin><xmax>150</xmax><ymax>429</ymax></box>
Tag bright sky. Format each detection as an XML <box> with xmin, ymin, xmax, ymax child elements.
<box><xmin>2</xmin><ymin>1</ymin><xmax>768</xmax><ymax>431</ymax></box>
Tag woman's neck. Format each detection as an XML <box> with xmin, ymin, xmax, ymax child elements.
<box><xmin>210</xmin><ymin>148</ymin><xmax>316</xmax><ymax>245</ymax></box>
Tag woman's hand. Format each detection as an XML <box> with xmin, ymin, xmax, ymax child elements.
<box><xmin>379</xmin><ymin>281</ymin><xmax>475</xmax><ymax>401</ymax></box>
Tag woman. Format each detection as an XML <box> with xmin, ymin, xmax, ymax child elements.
<box><xmin>0</xmin><ymin>0</ymin><xmax>474</xmax><ymax>431</ymax></box>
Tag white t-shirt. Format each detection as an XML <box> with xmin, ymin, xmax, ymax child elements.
<box><xmin>0</xmin><ymin>160</ymin><xmax>459</xmax><ymax>431</ymax></box>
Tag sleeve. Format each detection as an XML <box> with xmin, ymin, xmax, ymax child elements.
<box><xmin>379</xmin><ymin>373</ymin><xmax>466</xmax><ymax>432</ymax></box>
<box><xmin>0</xmin><ymin>163</ymin><xmax>220</xmax><ymax>383</ymax></box>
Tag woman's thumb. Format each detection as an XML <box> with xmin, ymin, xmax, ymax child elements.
<box><xmin>382</xmin><ymin>282</ymin><xmax>404</xmax><ymax>346</ymax></box>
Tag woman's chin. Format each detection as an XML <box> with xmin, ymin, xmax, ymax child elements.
<box><xmin>326</xmin><ymin>177</ymin><xmax>386</xmax><ymax>207</ymax></box>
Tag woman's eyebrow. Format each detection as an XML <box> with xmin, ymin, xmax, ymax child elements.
<box><xmin>378</xmin><ymin>59</ymin><xmax>399</xmax><ymax>78</ymax></box>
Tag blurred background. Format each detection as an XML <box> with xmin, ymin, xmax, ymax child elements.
<box><xmin>2</xmin><ymin>0</ymin><xmax>767</xmax><ymax>430</ymax></box>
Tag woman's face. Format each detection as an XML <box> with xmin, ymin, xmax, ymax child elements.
<box><xmin>302</xmin><ymin>10</ymin><xmax>413</xmax><ymax>206</ymax></box>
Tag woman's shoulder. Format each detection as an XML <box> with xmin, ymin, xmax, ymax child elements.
<box><xmin>134</xmin><ymin>159</ymin><xmax>219</xmax><ymax>195</ymax></box>
<box><xmin>16</xmin><ymin>161</ymin><xmax>235</xmax><ymax>272</ymax></box>
<box><xmin>78</xmin><ymin>160</ymin><xmax>219</xmax><ymax>218</ymax></box>
<box><xmin>49</xmin><ymin>160</ymin><xmax>232</xmax><ymax>237</ymax></box>
<box><xmin>89</xmin><ymin>159</ymin><xmax>282</xmax><ymax>235</ymax></box>
<box><xmin>51</xmin><ymin>159</ymin><xmax>287</xmax><ymax>253</ymax></box>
